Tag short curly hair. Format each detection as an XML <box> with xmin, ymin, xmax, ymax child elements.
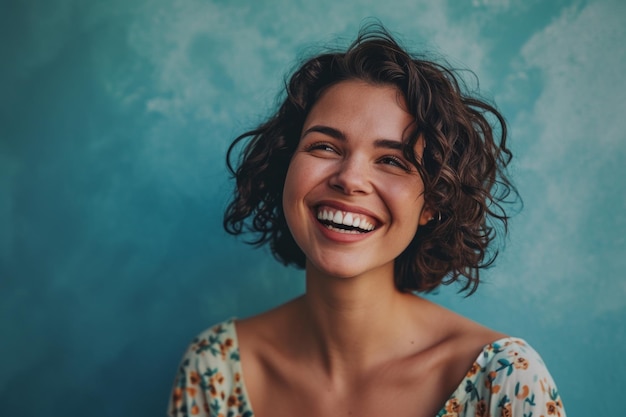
<box><xmin>223</xmin><ymin>25</ymin><xmax>517</xmax><ymax>295</ymax></box>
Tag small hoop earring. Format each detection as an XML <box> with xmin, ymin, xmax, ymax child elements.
<box><xmin>428</xmin><ymin>212</ymin><xmax>442</xmax><ymax>222</ymax></box>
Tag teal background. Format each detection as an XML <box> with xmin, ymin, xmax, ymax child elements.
<box><xmin>1</xmin><ymin>0</ymin><xmax>625</xmax><ymax>415</ymax></box>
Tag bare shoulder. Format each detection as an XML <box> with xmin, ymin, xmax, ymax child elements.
<box><xmin>235</xmin><ymin>296</ymin><xmax>303</xmax><ymax>346</ymax></box>
<box><xmin>409</xmin><ymin>297</ymin><xmax>507</xmax><ymax>382</ymax></box>
<box><xmin>418</xmin><ymin>298</ymin><xmax>505</xmax><ymax>347</ymax></box>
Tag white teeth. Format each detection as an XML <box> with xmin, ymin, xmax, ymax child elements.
<box><xmin>317</xmin><ymin>208</ymin><xmax>375</xmax><ymax>232</ymax></box>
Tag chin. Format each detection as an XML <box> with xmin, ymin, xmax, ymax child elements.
<box><xmin>305</xmin><ymin>258</ymin><xmax>354</xmax><ymax>279</ymax></box>
<box><xmin>306</xmin><ymin>257</ymin><xmax>391</xmax><ymax>281</ymax></box>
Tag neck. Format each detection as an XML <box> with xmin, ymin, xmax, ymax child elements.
<box><xmin>297</xmin><ymin>261</ymin><xmax>422</xmax><ymax>382</ymax></box>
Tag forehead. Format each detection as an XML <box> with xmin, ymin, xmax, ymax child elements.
<box><xmin>303</xmin><ymin>80</ymin><xmax>414</xmax><ymax>139</ymax></box>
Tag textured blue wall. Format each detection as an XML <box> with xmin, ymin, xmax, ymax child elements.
<box><xmin>1</xmin><ymin>0</ymin><xmax>625</xmax><ymax>415</ymax></box>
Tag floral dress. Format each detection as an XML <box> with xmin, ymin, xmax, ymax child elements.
<box><xmin>168</xmin><ymin>319</ymin><xmax>566</xmax><ymax>417</ymax></box>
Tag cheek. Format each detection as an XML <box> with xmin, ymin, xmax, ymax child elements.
<box><xmin>282</xmin><ymin>155</ymin><xmax>324</xmax><ymax>203</ymax></box>
<box><xmin>384</xmin><ymin>180</ymin><xmax>425</xmax><ymax>223</ymax></box>
<box><xmin>282</xmin><ymin>160</ymin><xmax>307</xmax><ymax>228</ymax></box>
<box><xmin>386</xmin><ymin>176</ymin><xmax>424</xmax><ymax>200</ymax></box>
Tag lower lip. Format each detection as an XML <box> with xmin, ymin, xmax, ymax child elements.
<box><xmin>312</xmin><ymin>212</ymin><xmax>375</xmax><ymax>243</ymax></box>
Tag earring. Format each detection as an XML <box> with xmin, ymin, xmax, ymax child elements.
<box><xmin>428</xmin><ymin>212</ymin><xmax>442</xmax><ymax>222</ymax></box>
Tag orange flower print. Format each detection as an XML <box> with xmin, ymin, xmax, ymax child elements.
<box><xmin>445</xmin><ymin>398</ymin><xmax>462</xmax><ymax>413</ymax></box>
<box><xmin>546</xmin><ymin>401</ymin><xmax>562</xmax><ymax>415</ymax></box>
<box><xmin>212</xmin><ymin>372</ymin><xmax>224</xmax><ymax>384</ymax></box>
<box><xmin>227</xmin><ymin>395</ymin><xmax>239</xmax><ymax>407</ymax></box>
<box><xmin>172</xmin><ymin>387</ymin><xmax>183</xmax><ymax>404</ymax></box>
<box><xmin>515</xmin><ymin>384</ymin><xmax>529</xmax><ymax>399</ymax></box>
<box><xmin>186</xmin><ymin>387</ymin><xmax>197</xmax><ymax>397</ymax></box>
<box><xmin>234</xmin><ymin>372</ymin><xmax>241</xmax><ymax>382</ymax></box>
<box><xmin>190</xmin><ymin>404</ymin><xmax>200</xmax><ymax>415</ymax></box>
<box><xmin>500</xmin><ymin>403</ymin><xmax>512</xmax><ymax>417</ymax></box>
<box><xmin>485</xmin><ymin>371</ymin><xmax>497</xmax><ymax>389</ymax></box>
<box><xmin>491</xmin><ymin>385</ymin><xmax>501</xmax><ymax>394</ymax></box>
<box><xmin>224</xmin><ymin>338</ymin><xmax>234</xmax><ymax>348</ymax></box>
<box><xmin>466</xmin><ymin>363</ymin><xmax>481</xmax><ymax>377</ymax></box>
<box><xmin>189</xmin><ymin>371</ymin><xmax>201</xmax><ymax>385</ymax></box>
<box><xmin>513</xmin><ymin>357</ymin><xmax>529</xmax><ymax>370</ymax></box>
<box><xmin>475</xmin><ymin>400</ymin><xmax>487</xmax><ymax>417</ymax></box>
<box><xmin>209</xmin><ymin>373</ymin><xmax>224</xmax><ymax>395</ymax></box>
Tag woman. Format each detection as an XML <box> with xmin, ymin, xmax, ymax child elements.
<box><xmin>169</xmin><ymin>26</ymin><xmax>566</xmax><ymax>417</ymax></box>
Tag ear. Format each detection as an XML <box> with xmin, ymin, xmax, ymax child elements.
<box><xmin>418</xmin><ymin>206</ymin><xmax>435</xmax><ymax>226</ymax></box>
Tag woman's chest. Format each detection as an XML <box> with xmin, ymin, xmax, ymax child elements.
<box><xmin>248</xmin><ymin>362</ymin><xmax>459</xmax><ymax>417</ymax></box>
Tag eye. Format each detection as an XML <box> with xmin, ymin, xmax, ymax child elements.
<box><xmin>379</xmin><ymin>155</ymin><xmax>410</xmax><ymax>171</ymax></box>
<box><xmin>303</xmin><ymin>142</ymin><xmax>339</xmax><ymax>154</ymax></box>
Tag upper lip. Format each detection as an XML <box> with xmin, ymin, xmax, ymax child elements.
<box><xmin>312</xmin><ymin>200</ymin><xmax>382</xmax><ymax>227</ymax></box>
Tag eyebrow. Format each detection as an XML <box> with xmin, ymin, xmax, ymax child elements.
<box><xmin>301</xmin><ymin>125</ymin><xmax>405</xmax><ymax>150</ymax></box>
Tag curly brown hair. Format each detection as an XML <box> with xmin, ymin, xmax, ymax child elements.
<box><xmin>223</xmin><ymin>24</ymin><xmax>518</xmax><ymax>295</ymax></box>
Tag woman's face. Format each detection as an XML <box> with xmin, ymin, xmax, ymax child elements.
<box><xmin>282</xmin><ymin>80</ymin><xmax>432</xmax><ymax>280</ymax></box>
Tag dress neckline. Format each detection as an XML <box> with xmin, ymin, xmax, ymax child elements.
<box><xmin>228</xmin><ymin>318</ymin><xmax>520</xmax><ymax>417</ymax></box>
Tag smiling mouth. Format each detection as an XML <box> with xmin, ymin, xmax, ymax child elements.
<box><xmin>316</xmin><ymin>206</ymin><xmax>376</xmax><ymax>234</ymax></box>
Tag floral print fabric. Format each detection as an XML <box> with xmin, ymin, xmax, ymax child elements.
<box><xmin>169</xmin><ymin>320</ymin><xmax>253</xmax><ymax>417</ymax></box>
<box><xmin>437</xmin><ymin>338</ymin><xmax>566</xmax><ymax>417</ymax></box>
<box><xmin>168</xmin><ymin>320</ymin><xmax>566</xmax><ymax>417</ymax></box>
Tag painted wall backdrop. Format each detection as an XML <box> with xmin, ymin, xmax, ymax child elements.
<box><xmin>1</xmin><ymin>0</ymin><xmax>624</xmax><ymax>415</ymax></box>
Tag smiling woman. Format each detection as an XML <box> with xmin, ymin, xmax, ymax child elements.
<box><xmin>167</xmin><ymin>24</ymin><xmax>566</xmax><ymax>417</ymax></box>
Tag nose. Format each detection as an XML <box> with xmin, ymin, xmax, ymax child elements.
<box><xmin>328</xmin><ymin>156</ymin><xmax>373</xmax><ymax>195</ymax></box>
